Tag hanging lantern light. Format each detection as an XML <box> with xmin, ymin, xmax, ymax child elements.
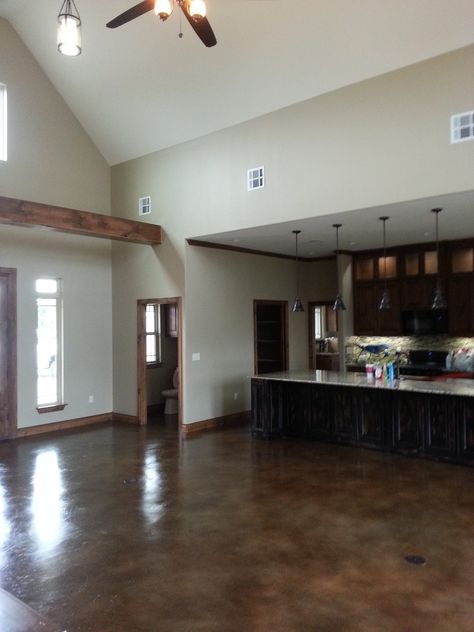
<box><xmin>431</xmin><ymin>208</ymin><xmax>448</xmax><ymax>310</ymax></box>
<box><xmin>332</xmin><ymin>223</ymin><xmax>346</xmax><ymax>311</ymax></box>
<box><xmin>378</xmin><ymin>216</ymin><xmax>391</xmax><ymax>311</ymax></box>
<box><xmin>57</xmin><ymin>0</ymin><xmax>82</xmax><ymax>57</ymax></box>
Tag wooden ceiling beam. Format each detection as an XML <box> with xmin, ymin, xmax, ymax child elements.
<box><xmin>0</xmin><ymin>196</ymin><xmax>161</xmax><ymax>245</ymax></box>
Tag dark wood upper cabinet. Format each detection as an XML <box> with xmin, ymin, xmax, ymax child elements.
<box><xmin>353</xmin><ymin>238</ymin><xmax>474</xmax><ymax>336</ymax></box>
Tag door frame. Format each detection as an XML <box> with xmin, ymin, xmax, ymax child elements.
<box><xmin>307</xmin><ymin>301</ymin><xmax>337</xmax><ymax>370</ymax></box>
<box><xmin>137</xmin><ymin>297</ymin><xmax>182</xmax><ymax>426</ymax></box>
<box><xmin>0</xmin><ymin>268</ymin><xmax>17</xmax><ymax>439</ymax></box>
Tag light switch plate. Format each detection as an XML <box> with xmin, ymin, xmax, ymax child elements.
<box><xmin>192</xmin><ymin>353</ymin><xmax>200</xmax><ymax>361</ymax></box>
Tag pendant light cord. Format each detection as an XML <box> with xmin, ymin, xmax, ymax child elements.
<box><xmin>380</xmin><ymin>216</ymin><xmax>389</xmax><ymax>290</ymax></box>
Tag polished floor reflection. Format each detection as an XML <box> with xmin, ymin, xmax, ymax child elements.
<box><xmin>1</xmin><ymin>419</ymin><xmax>474</xmax><ymax>631</ymax></box>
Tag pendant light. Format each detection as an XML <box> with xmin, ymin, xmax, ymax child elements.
<box><xmin>292</xmin><ymin>230</ymin><xmax>304</xmax><ymax>312</ymax></box>
<box><xmin>431</xmin><ymin>208</ymin><xmax>448</xmax><ymax>310</ymax></box>
<box><xmin>57</xmin><ymin>0</ymin><xmax>82</xmax><ymax>56</ymax></box>
<box><xmin>378</xmin><ymin>216</ymin><xmax>391</xmax><ymax>310</ymax></box>
<box><xmin>332</xmin><ymin>224</ymin><xmax>346</xmax><ymax>311</ymax></box>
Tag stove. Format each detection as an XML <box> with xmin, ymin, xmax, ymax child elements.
<box><xmin>400</xmin><ymin>349</ymin><xmax>448</xmax><ymax>377</ymax></box>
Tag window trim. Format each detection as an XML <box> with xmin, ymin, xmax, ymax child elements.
<box><xmin>0</xmin><ymin>83</ymin><xmax>7</xmax><ymax>162</ymax></box>
<box><xmin>145</xmin><ymin>303</ymin><xmax>162</xmax><ymax>366</ymax></box>
<box><xmin>35</xmin><ymin>277</ymin><xmax>64</xmax><ymax>410</ymax></box>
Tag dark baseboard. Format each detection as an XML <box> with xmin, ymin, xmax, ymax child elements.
<box><xmin>113</xmin><ymin>412</ymin><xmax>139</xmax><ymax>425</ymax></box>
<box><xmin>16</xmin><ymin>413</ymin><xmax>112</xmax><ymax>438</ymax></box>
<box><xmin>181</xmin><ymin>411</ymin><xmax>250</xmax><ymax>435</ymax></box>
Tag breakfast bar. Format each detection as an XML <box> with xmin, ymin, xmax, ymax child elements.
<box><xmin>251</xmin><ymin>370</ymin><xmax>474</xmax><ymax>466</ymax></box>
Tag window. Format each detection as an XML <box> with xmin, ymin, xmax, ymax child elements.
<box><xmin>145</xmin><ymin>304</ymin><xmax>161</xmax><ymax>365</ymax></box>
<box><xmin>0</xmin><ymin>83</ymin><xmax>6</xmax><ymax>161</ymax></box>
<box><xmin>247</xmin><ymin>166</ymin><xmax>265</xmax><ymax>191</ymax></box>
<box><xmin>314</xmin><ymin>306</ymin><xmax>325</xmax><ymax>339</ymax></box>
<box><xmin>36</xmin><ymin>278</ymin><xmax>63</xmax><ymax>409</ymax></box>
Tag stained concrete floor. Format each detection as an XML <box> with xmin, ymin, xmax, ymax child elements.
<box><xmin>1</xmin><ymin>419</ymin><xmax>474</xmax><ymax>631</ymax></box>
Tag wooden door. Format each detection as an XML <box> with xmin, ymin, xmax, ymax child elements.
<box><xmin>0</xmin><ymin>269</ymin><xmax>17</xmax><ymax>439</ymax></box>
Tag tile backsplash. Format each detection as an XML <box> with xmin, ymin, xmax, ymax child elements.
<box><xmin>346</xmin><ymin>335</ymin><xmax>474</xmax><ymax>364</ymax></box>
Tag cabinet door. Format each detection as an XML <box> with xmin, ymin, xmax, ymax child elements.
<box><xmin>354</xmin><ymin>284</ymin><xmax>378</xmax><ymax>335</ymax></box>
<box><xmin>401</xmin><ymin>278</ymin><xmax>424</xmax><ymax>310</ymax></box>
<box><xmin>166</xmin><ymin>304</ymin><xmax>178</xmax><ymax>337</ymax></box>
<box><xmin>285</xmin><ymin>383</ymin><xmax>310</xmax><ymax>437</ymax></box>
<box><xmin>459</xmin><ymin>398</ymin><xmax>474</xmax><ymax>463</ymax></box>
<box><xmin>251</xmin><ymin>380</ymin><xmax>284</xmax><ymax>439</ymax></box>
<box><xmin>392</xmin><ymin>393</ymin><xmax>423</xmax><ymax>453</ymax></box>
<box><xmin>356</xmin><ymin>390</ymin><xmax>385</xmax><ymax>447</ymax></box>
<box><xmin>333</xmin><ymin>389</ymin><xmax>357</xmax><ymax>441</ymax></box>
<box><xmin>423</xmin><ymin>396</ymin><xmax>457</xmax><ymax>459</ymax></box>
<box><xmin>308</xmin><ymin>387</ymin><xmax>332</xmax><ymax>440</ymax></box>
<box><xmin>449</xmin><ymin>276</ymin><xmax>474</xmax><ymax>335</ymax></box>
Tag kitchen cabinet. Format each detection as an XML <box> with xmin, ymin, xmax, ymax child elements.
<box><xmin>448</xmin><ymin>276</ymin><xmax>474</xmax><ymax>335</ymax></box>
<box><xmin>353</xmin><ymin>281</ymin><xmax>400</xmax><ymax>335</ymax></box>
<box><xmin>391</xmin><ymin>393</ymin><xmax>423</xmax><ymax>454</ymax></box>
<box><xmin>356</xmin><ymin>390</ymin><xmax>385</xmax><ymax>447</ymax></box>
<box><xmin>422</xmin><ymin>397</ymin><xmax>457</xmax><ymax>459</ymax></box>
<box><xmin>459</xmin><ymin>398</ymin><xmax>474</xmax><ymax>464</ymax></box>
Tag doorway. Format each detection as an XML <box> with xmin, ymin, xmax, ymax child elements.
<box><xmin>137</xmin><ymin>297</ymin><xmax>182</xmax><ymax>426</ymax></box>
<box><xmin>0</xmin><ymin>268</ymin><xmax>17</xmax><ymax>439</ymax></box>
<box><xmin>253</xmin><ymin>300</ymin><xmax>288</xmax><ymax>374</ymax></box>
<box><xmin>308</xmin><ymin>301</ymin><xmax>338</xmax><ymax>370</ymax></box>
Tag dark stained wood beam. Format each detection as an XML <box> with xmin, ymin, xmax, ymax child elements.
<box><xmin>0</xmin><ymin>196</ymin><xmax>161</xmax><ymax>245</ymax></box>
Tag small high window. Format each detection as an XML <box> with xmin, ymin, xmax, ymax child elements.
<box><xmin>145</xmin><ymin>303</ymin><xmax>161</xmax><ymax>365</ymax></box>
<box><xmin>450</xmin><ymin>111</ymin><xmax>474</xmax><ymax>143</ymax></box>
<box><xmin>36</xmin><ymin>278</ymin><xmax>63</xmax><ymax>409</ymax></box>
<box><xmin>0</xmin><ymin>84</ymin><xmax>7</xmax><ymax>161</ymax></box>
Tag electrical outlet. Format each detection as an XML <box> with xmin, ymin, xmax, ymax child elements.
<box><xmin>88</xmin><ymin>395</ymin><xmax>94</xmax><ymax>404</ymax></box>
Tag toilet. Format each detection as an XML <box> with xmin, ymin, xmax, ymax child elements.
<box><xmin>162</xmin><ymin>368</ymin><xmax>179</xmax><ymax>415</ymax></box>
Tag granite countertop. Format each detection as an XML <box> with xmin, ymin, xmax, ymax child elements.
<box><xmin>251</xmin><ymin>370</ymin><xmax>474</xmax><ymax>398</ymax></box>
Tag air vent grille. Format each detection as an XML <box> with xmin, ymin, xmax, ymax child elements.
<box><xmin>450</xmin><ymin>111</ymin><xmax>474</xmax><ymax>143</ymax></box>
<box><xmin>247</xmin><ymin>166</ymin><xmax>265</xmax><ymax>191</ymax></box>
<box><xmin>138</xmin><ymin>196</ymin><xmax>151</xmax><ymax>216</ymax></box>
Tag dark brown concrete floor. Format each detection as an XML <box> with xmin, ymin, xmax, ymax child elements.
<box><xmin>1</xmin><ymin>419</ymin><xmax>474</xmax><ymax>631</ymax></box>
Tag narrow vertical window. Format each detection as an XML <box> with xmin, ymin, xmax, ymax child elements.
<box><xmin>36</xmin><ymin>278</ymin><xmax>64</xmax><ymax>410</ymax></box>
<box><xmin>145</xmin><ymin>304</ymin><xmax>161</xmax><ymax>365</ymax></box>
<box><xmin>0</xmin><ymin>84</ymin><xmax>7</xmax><ymax>161</ymax></box>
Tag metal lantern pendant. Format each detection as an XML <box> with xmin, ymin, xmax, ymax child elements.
<box><xmin>292</xmin><ymin>230</ymin><xmax>304</xmax><ymax>312</ymax></box>
<box><xmin>378</xmin><ymin>216</ymin><xmax>391</xmax><ymax>311</ymax></box>
<box><xmin>57</xmin><ymin>0</ymin><xmax>82</xmax><ymax>56</ymax></box>
<box><xmin>431</xmin><ymin>208</ymin><xmax>447</xmax><ymax>310</ymax></box>
<box><xmin>332</xmin><ymin>223</ymin><xmax>346</xmax><ymax>312</ymax></box>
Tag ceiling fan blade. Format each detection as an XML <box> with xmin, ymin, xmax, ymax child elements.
<box><xmin>106</xmin><ymin>0</ymin><xmax>155</xmax><ymax>28</ymax></box>
<box><xmin>179</xmin><ymin>3</ymin><xmax>217</xmax><ymax>47</ymax></box>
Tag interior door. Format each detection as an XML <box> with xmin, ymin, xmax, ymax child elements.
<box><xmin>0</xmin><ymin>268</ymin><xmax>17</xmax><ymax>439</ymax></box>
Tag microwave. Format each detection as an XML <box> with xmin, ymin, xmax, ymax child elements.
<box><xmin>401</xmin><ymin>310</ymin><xmax>448</xmax><ymax>335</ymax></box>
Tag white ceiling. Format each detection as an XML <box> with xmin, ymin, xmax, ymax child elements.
<box><xmin>192</xmin><ymin>191</ymin><xmax>474</xmax><ymax>257</ymax></box>
<box><xmin>1</xmin><ymin>0</ymin><xmax>474</xmax><ymax>165</ymax></box>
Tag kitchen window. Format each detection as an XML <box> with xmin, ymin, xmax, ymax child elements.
<box><xmin>36</xmin><ymin>278</ymin><xmax>65</xmax><ymax>411</ymax></box>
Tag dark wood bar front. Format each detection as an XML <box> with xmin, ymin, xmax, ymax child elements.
<box><xmin>251</xmin><ymin>371</ymin><xmax>474</xmax><ymax>466</ymax></box>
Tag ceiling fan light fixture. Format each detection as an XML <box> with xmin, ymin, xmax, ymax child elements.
<box><xmin>57</xmin><ymin>0</ymin><xmax>82</xmax><ymax>56</ymax></box>
<box><xmin>188</xmin><ymin>0</ymin><xmax>207</xmax><ymax>20</ymax></box>
<box><xmin>155</xmin><ymin>0</ymin><xmax>173</xmax><ymax>20</ymax></box>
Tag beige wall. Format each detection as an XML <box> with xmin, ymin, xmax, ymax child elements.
<box><xmin>112</xmin><ymin>47</ymin><xmax>473</xmax><ymax>423</ymax></box>
<box><xmin>0</xmin><ymin>18</ymin><xmax>110</xmax><ymax>212</ymax></box>
<box><xmin>0</xmin><ymin>20</ymin><xmax>112</xmax><ymax>428</ymax></box>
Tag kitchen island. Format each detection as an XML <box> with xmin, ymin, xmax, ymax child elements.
<box><xmin>251</xmin><ymin>370</ymin><xmax>474</xmax><ymax>466</ymax></box>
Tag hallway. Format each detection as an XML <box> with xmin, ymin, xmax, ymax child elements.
<box><xmin>1</xmin><ymin>421</ymin><xmax>474</xmax><ymax>631</ymax></box>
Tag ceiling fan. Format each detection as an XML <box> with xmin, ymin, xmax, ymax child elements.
<box><xmin>106</xmin><ymin>0</ymin><xmax>217</xmax><ymax>48</ymax></box>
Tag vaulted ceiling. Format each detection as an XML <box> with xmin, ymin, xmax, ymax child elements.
<box><xmin>1</xmin><ymin>0</ymin><xmax>473</xmax><ymax>165</ymax></box>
